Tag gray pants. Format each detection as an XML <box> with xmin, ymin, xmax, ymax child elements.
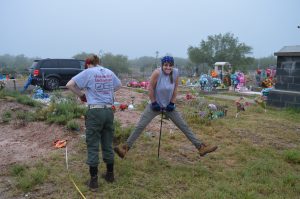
<box><xmin>126</xmin><ymin>104</ymin><xmax>202</xmax><ymax>149</ymax></box>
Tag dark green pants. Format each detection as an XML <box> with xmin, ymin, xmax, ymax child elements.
<box><xmin>85</xmin><ymin>108</ymin><xmax>114</xmax><ymax>167</ymax></box>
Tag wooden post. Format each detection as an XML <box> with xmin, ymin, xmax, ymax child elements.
<box><xmin>13</xmin><ymin>79</ymin><xmax>16</xmax><ymax>90</ymax></box>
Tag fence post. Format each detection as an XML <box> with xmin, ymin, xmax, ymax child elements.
<box><xmin>13</xmin><ymin>79</ymin><xmax>16</xmax><ymax>90</ymax></box>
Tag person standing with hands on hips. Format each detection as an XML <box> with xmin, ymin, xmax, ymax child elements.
<box><xmin>66</xmin><ymin>54</ymin><xmax>121</xmax><ymax>190</ymax></box>
<box><xmin>114</xmin><ymin>56</ymin><xmax>217</xmax><ymax>159</ymax></box>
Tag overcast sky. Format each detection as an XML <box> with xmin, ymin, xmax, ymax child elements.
<box><xmin>0</xmin><ymin>0</ymin><xmax>299</xmax><ymax>60</ymax></box>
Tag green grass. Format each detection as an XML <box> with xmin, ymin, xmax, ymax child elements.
<box><xmin>2</xmin><ymin>89</ymin><xmax>300</xmax><ymax>198</ymax></box>
<box><xmin>36</xmin><ymin>98</ymin><xmax>87</xmax><ymax>125</ymax></box>
<box><xmin>66</xmin><ymin>119</ymin><xmax>81</xmax><ymax>131</ymax></box>
<box><xmin>10</xmin><ymin>162</ymin><xmax>50</xmax><ymax>192</ymax></box>
<box><xmin>284</xmin><ymin>150</ymin><xmax>300</xmax><ymax>164</ymax></box>
<box><xmin>0</xmin><ymin>90</ymin><xmax>39</xmax><ymax>107</ymax></box>
<box><xmin>1</xmin><ymin>110</ymin><xmax>12</xmax><ymax>123</ymax></box>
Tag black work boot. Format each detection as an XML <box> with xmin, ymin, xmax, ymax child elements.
<box><xmin>102</xmin><ymin>171</ymin><xmax>114</xmax><ymax>183</ymax></box>
<box><xmin>88</xmin><ymin>176</ymin><xmax>99</xmax><ymax>190</ymax></box>
<box><xmin>87</xmin><ymin>166</ymin><xmax>98</xmax><ymax>190</ymax></box>
<box><xmin>102</xmin><ymin>163</ymin><xmax>114</xmax><ymax>183</ymax></box>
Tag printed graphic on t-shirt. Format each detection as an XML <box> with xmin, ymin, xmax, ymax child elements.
<box><xmin>94</xmin><ymin>74</ymin><xmax>113</xmax><ymax>94</ymax></box>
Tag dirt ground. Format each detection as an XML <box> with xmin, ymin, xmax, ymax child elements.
<box><xmin>0</xmin><ymin>87</ymin><xmax>179</xmax><ymax>171</ymax></box>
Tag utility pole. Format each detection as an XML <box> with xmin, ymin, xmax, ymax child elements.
<box><xmin>99</xmin><ymin>50</ymin><xmax>103</xmax><ymax>58</ymax></box>
<box><xmin>154</xmin><ymin>51</ymin><xmax>159</xmax><ymax>71</ymax></box>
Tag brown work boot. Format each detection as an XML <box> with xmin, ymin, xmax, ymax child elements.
<box><xmin>102</xmin><ymin>171</ymin><xmax>114</xmax><ymax>183</ymax></box>
<box><xmin>114</xmin><ymin>144</ymin><xmax>129</xmax><ymax>159</ymax></box>
<box><xmin>87</xmin><ymin>176</ymin><xmax>98</xmax><ymax>191</ymax></box>
<box><xmin>198</xmin><ymin>143</ymin><xmax>218</xmax><ymax>156</ymax></box>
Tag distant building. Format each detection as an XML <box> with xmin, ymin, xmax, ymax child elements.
<box><xmin>267</xmin><ymin>45</ymin><xmax>300</xmax><ymax>108</ymax></box>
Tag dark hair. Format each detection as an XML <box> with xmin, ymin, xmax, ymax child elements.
<box><xmin>161</xmin><ymin>65</ymin><xmax>174</xmax><ymax>84</ymax></box>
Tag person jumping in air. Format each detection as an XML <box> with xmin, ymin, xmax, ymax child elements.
<box><xmin>114</xmin><ymin>56</ymin><xmax>217</xmax><ymax>159</ymax></box>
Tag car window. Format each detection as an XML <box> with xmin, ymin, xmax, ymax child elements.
<box><xmin>28</xmin><ymin>60</ymin><xmax>39</xmax><ymax>72</ymax></box>
<box><xmin>59</xmin><ymin>60</ymin><xmax>81</xmax><ymax>69</ymax></box>
<box><xmin>41</xmin><ymin>60</ymin><xmax>58</xmax><ymax>68</ymax></box>
<box><xmin>29</xmin><ymin>60</ymin><xmax>39</xmax><ymax>69</ymax></box>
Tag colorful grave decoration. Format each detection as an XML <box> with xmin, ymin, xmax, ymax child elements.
<box><xmin>235</xmin><ymin>97</ymin><xmax>250</xmax><ymax>118</ymax></box>
<box><xmin>199</xmin><ymin>74</ymin><xmax>213</xmax><ymax>92</ymax></box>
<box><xmin>183</xmin><ymin>98</ymin><xmax>228</xmax><ymax>123</ymax></box>
<box><xmin>223</xmin><ymin>74</ymin><xmax>231</xmax><ymax>87</ymax></box>
<box><xmin>256</xmin><ymin>68</ymin><xmax>276</xmax><ymax>88</ymax></box>
<box><xmin>230</xmin><ymin>73</ymin><xmax>239</xmax><ymax>90</ymax></box>
<box><xmin>199</xmin><ymin>103</ymin><xmax>228</xmax><ymax>120</ymax></box>
<box><xmin>185</xmin><ymin>92</ymin><xmax>194</xmax><ymax>100</ymax></box>
<box><xmin>32</xmin><ymin>87</ymin><xmax>49</xmax><ymax>99</ymax></box>
<box><xmin>254</xmin><ymin>95</ymin><xmax>267</xmax><ymax>112</ymax></box>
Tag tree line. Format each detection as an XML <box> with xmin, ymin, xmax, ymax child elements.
<box><xmin>0</xmin><ymin>32</ymin><xmax>276</xmax><ymax>76</ymax></box>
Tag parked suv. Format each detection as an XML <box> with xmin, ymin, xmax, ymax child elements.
<box><xmin>29</xmin><ymin>59</ymin><xmax>85</xmax><ymax>90</ymax></box>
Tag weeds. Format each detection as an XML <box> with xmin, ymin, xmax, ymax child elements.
<box><xmin>135</xmin><ymin>99</ymin><xmax>148</xmax><ymax>112</ymax></box>
<box><xmin>16</xmin><ymin>95</ymin><xmax>38</xmax><ymax>107</ymax></box>
<box><xmin>10</xmin><ymin>163</ymin><xmax>49</xmax><ymax>192</ymax></box>
<box><xmin>284</xmin><ymin>150</ymin><xmax>300</xmax><ymax>164</ymax></box>
<box><xmin>0</xmin><ymin>90</ymin><xmax>39</xmax><ymax>107</ymax></box>
<box><xmin>66</xmin><ymin>119</ymin><xmax>81</xmax><ymax>131</ymax></box>
<box><xmin>2</xmin><ymin>110</ymin><xmax>12</xmax><ymax>123</ymax></box>
<box><xmin>10</xmin><ymin>164</ymin><xmax>27</xmax><ymax>176</ymax></box>
<box><xmin>113</xmin><ymin>119</ymin><xmax>133</xmax><ymax>144</ymax></box>
<box><xmin>36</xmin><ymin>99</ymin><xmax>87</xmax><ymax>125</ymax></box>
<box><xmin>15</xmin><ymin>110</ymin><xmax>35</xmax><ymax>122</ymax></box>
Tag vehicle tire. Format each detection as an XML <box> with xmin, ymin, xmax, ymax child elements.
<box><xmin>45</xmin><ymin>77</ymin><xmax>59</xmax><ymax>90</ymax></box>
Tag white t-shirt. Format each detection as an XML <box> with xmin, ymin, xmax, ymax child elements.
<box><xmin>72</xmin><ymin>65</ymin><xmax>121</xmax><ymax>105</ymax></box>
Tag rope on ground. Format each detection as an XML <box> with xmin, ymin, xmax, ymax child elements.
<box><xmin>65</xmin><ymin>146</ymin><xmax>87</xmax><ymax>199</ymax></box>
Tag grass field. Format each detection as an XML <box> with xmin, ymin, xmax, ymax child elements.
<box><xmin>3</xmin><ymin>90</ymin><xmax>300</xmax><ymax>199</ymax></box>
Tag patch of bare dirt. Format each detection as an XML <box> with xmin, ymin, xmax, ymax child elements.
<box><xmin>0</xmin><ymin>100</ymin><xmax>79</xmax><ymax>170</ymax></box>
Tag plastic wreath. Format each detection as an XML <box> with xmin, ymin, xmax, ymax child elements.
<box><xmin>235</xmin><ymin>97</ymin><xmax>250</xmax><ymax>117</ymax></box>
<box><xmin>254</xmin><ymin>95</ymin><xmax>267</xmax><ymax>111</ymax></box>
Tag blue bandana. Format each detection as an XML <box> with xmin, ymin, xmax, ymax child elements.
<box><xmin>161</xmin><ymin>56</ymin><xmax>174</xmax><ymax>65</ymax></box>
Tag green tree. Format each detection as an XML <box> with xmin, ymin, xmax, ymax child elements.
<box><xmin>0</xmin><ymin>54</ymin><xmax>37</xmax><ymax>75</ymax></box>
<box><xmin>102</xmin><ymin>53</ymin><xmax>130</xmax><ymax>75</ymax></box>
<box><xmin>253</xmin><ymin>55</ymin><xmax>277</xmax><ymax>70</ymax></box>
<box><xmin>188</xmin><ymin>32</ymin><xmax>254</xmax><ymax>70</ymax></box>
<box><xmin>72</xmin><ymin>52</ymin><xmax>91</xmax><ymax>60</ymax></box>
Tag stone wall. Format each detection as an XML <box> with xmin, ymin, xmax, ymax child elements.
<box><xmin>267</xmin><ymin>56</ymin><xmax>300</xmax><ymax>108</ymax></box>
<box><xmin>268</xmin><ymin>90</ymin><xmax>300</xmax><ymax>108</ymax></box>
